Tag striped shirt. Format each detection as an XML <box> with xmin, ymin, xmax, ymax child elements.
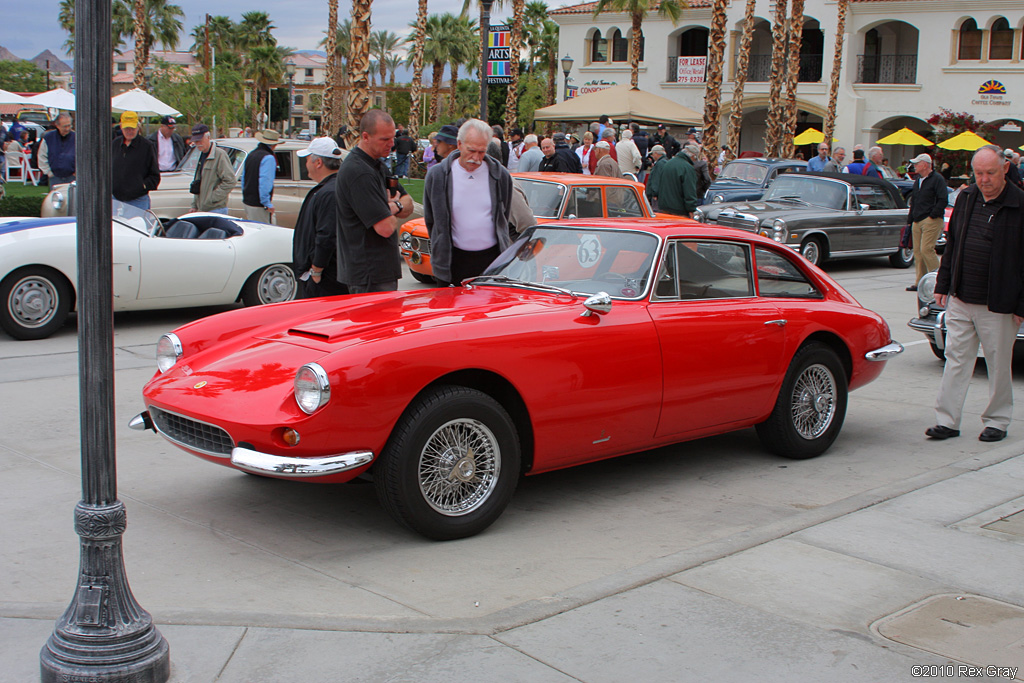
<box><xmin>954</xmin><ymin>195</ymin><xmax>1003</xmax><ymax>305</ymax></box>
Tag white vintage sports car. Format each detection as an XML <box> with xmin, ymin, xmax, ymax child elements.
<box><xmin>0</xmin><ymin>200</ymin><xmax>297</xmax><ymax>340</ymax></box>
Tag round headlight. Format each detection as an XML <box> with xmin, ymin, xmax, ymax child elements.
<box><xmin>771</xmin><ymin>219</ymin><xmax>788</xmax><ymax>243</ymax></box>
<box><xmin>294</xmin><ymin>363</ymin><xmax>331</xmax><ymax>415</ymax></box>
<box><xmin>693</xmin><ymin>208</ymin><xmax>706</xmax><ymax>223</ymax></box>
<box><xmin>918</xmin><ymin>272</ymin><xmax>937</xmax><ymax>304</ymax></box>
<box><xmin>156</xmin><ymin>333</ymin><xmax>182</xmax><ymax>373</ymax></box>
<box><xmin>399</xmin><ymin>231</ymin><xmax>412</xmax><ymax>250</ymax></box>
<box><xmin>51</xmin><ymin>192</ymin><xmax>65</xmax><ymax>211</ymax></box>
<box><xmin>712</xmin><ymin>194</ymin><xmax>725</xmax><ymax>204</ymax></box>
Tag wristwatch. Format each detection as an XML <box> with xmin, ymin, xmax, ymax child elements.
<box><xmin>393</xmin><ymin>200</ymin><xmax>402</xmax><ymax>213</ymax></box>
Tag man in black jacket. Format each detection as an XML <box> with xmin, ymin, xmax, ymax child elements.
<box><xmin>147</xmin><ymin>115</ymin><xmax>186</xmax><ymax>171</ymax></box>
<box><xmin>293</xmin><ymin>137</ymin><xmax>348</xmax><ymax>297</ymax></box>
<box><xmin>906</xmin><ymin>153</ymin><xmax>948</xmax><ymax>290</ymax></box>
<box><xmin>927</xmin><ymin>145</ymin><xmax>1024</xmax><ymax>443</ymax></box>
<box><xmin>552</xmin><ymin>132</ymin><xmax>582</xmax><ymax>173</ymax></box>
<box><xmin>111</xmin><ymin>111</ymin><xmax>160</xmax><ymax>210</ymax></box>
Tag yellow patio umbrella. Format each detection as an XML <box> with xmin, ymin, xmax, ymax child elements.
<box><xmin>936</xmin><ymin>130</ymin><xmax>992</xmax><ymax>151</ymax></box>
<box><xmin>792</xmin><ymin>128</ymin><xmax>836</xmax><ymax>146</ymax></box>
<box><xmin>875</xmin><ymin>127</ymin><xmax>932</xmax><ymax>146</ymax></box>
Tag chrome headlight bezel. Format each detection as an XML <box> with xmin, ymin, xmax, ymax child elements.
<box><xmin>771</xmin><ymin>218</ymin><xmax>788</xmax><ymax>243</ymax></box>
<box><xmin>399</xmin><ymin>231</ymin><xmax>413</xmax><ymax>250</ymax></box>
<box><xmin>711</xmin><ymin>193</ymin><xmax>725</xmax><ymax>204</ymax></box>
<box><xmin>294</xmin><ymin>363</ymin><xmax>331</xmax><ymax>415</ymax></box>
<box><xmin>156</xmin><ymin>333</ymin><xmax>183</xmax><ymax>373</ymax></box>
<box><xmin>693</xmin><ymin>207</ymin><xmax>706</xmax><ymax>223</ymax></box>
<box><xmin>51</xmin><ymin>191</ymin><xmax>65</xmax><ymax>211</ymax></box>
<box><xmin>918</xmin><ymin>272</ymin><xmax>937</xmax><ymax>305</ymax></box>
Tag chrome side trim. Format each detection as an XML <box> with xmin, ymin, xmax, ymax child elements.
<box><xmin>934</xmin><ymin>311</ymin><xmax>946</xmax><ymax>350</ymax></box>
<box><xmin>865</xmin><ymin>341</ymin><xmax>904</xmax><ymax>361</ymax></box>
<box><xmin>230</xmin><ymin>447</ymin><xmax>374</xmax><ymax>478</ymax></box>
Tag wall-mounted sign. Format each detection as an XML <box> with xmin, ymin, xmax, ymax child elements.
<box><xmin>578</xmin><ymin>79</ymin><xmax>616</xmax><ymax>96</ymax></box>
<box><xmin>566</xmin><ymin>85</ymin><xmax>579</xmax><ymax>99</ymax></box>
<box><xmin>676</xmin><ymin>56</ymin><xmax>706</xmax><ymax>84</ymax></box>
<box><xmin>999</xmin><ymin>123</ymin><xmax>1021</xmax><ymax>133</ymax></box>
<box><xmin>487</xmin><ymin>24</ymin><xmax>511</xmax><ymax>84</ymax></box>
<box><xmin>972</xmin><ymin>80</ymin><xmax>1011</xmax><ymax>107</ymax></box>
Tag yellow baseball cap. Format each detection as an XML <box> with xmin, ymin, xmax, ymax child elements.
<box><xmin>120</xmin><ymin>111</ymin><xmax>139</xmax><ymax>129</ymax></box>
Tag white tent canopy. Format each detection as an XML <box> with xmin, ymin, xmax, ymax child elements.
<box><xmin>0</xmin><ymin>88</ymin><xmax>31</xmax><ymax>105</ymax></box>
<box><xmin>26</xmin><ymin>88</ymin><xmax>76</xmax><ymax>110</ymax></box>
<box><xmin>111</xmin><ymin>88</ymin><xmax>180</xmax><ymax>117</ymax></box>
<box><xmin>533</xmin><ymin>84</ymin><xmax>702</xmax><ymax>126</ymax></box>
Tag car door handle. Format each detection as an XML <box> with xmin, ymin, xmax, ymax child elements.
<box><xmin>764</xmin><ymin>319</ymin><xmax>787</xmax><ymax>327</ymax></box>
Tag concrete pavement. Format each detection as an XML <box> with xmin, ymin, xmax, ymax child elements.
<box><xmin>2</xmin><ymin>262</ymin><xmax>1024</xmax><ymax>682</ymax></box>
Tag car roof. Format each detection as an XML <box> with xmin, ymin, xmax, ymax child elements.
<box><xmin>513</xmin><ymin>172</ymin><xmax>644</xmax><ymax>189</ymax></box>
<box><xmin>782</xmin><ymin>170</ymin><xmax>908</xmax><ymax>208</ymax></box>
<box><xmin>724</xmin><ymin>158</ymin><xmax>807</xmax><ymax>167</ymax></box>
<box><xmin>214</xmin><ymin>137</ymin><xmax>310</xmax><ymax>152</ymax></box>
<box><xmin>542</xmin><ymin>217</ymin><xmax>787</xmax><ymax>244</ymax></box>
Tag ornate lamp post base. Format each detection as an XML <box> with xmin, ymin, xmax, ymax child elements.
<box><xmin>40</xmin><ymin>502</ymin><xmax>170</xmax><ymax>683</ymax></box>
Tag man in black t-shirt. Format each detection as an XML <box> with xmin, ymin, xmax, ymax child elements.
<box><xmin>335</xmin><ymin>110</ymin><xmax>414</xmax><ymax>293</ymax></box>
<box><xmin>393</xmin><ymin>128</ymin><xmax>416</xmax><ymax>178</ymax></box>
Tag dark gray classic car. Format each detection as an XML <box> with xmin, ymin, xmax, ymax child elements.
<box><xmin>701</xmin><ymin>158</ymin><xmax>807</xmax><ymax>206</ymax></box>
<box><xmin>694</xmin><ymin>172</ymin><xmax>912</xmax><ymax>268</ymax></box>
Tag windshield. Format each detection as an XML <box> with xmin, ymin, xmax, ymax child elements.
<box><xmin>112</xmin><ymin>199</ymin><xmax>163</xmax><ymax>236</ymax></box>
<box><xmin>480</xmin><ymin>226</ymin><xmax>659</xmax><ymax>299</ymax></box>
<box><xmin>763</xmin><ymin>175</ymin><xmax>849</xmax><ymax>210</ymax></box>
<box><xmin>175</xmin><ymin>144</ymin><xmax>245</xmax><ymax>175</ymax></box>
<box><xmin>515</xmin><ymin>179</ymin><xmax>567</xmax><ymax>219</ymax></box>
<box><xmin>718</xmin><ymin>162</ymin><xmax>767</xmax><ymax>184</ymax></box>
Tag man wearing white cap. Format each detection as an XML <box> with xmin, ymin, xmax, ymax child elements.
<box><xmin>906</xmin><ymin>152</ymin><xmax>948</xmax><ymax>289</ymax></box>
<box><xmin>242</xmin><ymin>128</ymin><xmax>281</xmax><ymax>223</ymax></box>
<box><xmin>593</xmin><ymin>141</ymin><xmax>619</xmax><ymax>178</ymax></box>
<box><xmin>293</xmin><ymin>138</ymin><xmax>349</xmax><ymax>298</ymax></box>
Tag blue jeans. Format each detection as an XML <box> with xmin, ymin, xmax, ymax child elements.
<box><xmin>394</xmin><ymin>154</ymin><xmax>410</xmax><ymax>178</ymax></box>
<box><xmin>121</xmin><ymin>195</ymin><xmax>151</xmax><ymax>211</ymax></box>
<box><xmin>50</xmin><ymin>175</ymin><xmax>75</xmax><ymax>186</ymax></box>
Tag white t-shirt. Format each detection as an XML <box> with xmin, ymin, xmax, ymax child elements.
<box><xmin>156</xmin><ymin>133</ymin><xmax>176</xmax><ymax>171</ymax></box>
<box><xmin>450</xmin><ymin>160</ymin><xmax>496</xmax><ymax>251</ymax></box>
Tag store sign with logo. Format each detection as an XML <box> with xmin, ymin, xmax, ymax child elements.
<box><xmin>578</xmin><ymin>80</ymin><xmax>616</xmax><ymax>95</ymax></box>
<box><xmin>566</xmin><ymin>84</ymin><xmax>579</xmax><ymax>99</ymax></box>
<box><xmin>972</xmin><ymin>80</ymin><xmax>1011</xmax><ymax>107</ymax></box>
<box><xmin>677</xmin><ymin>56</ymin><xmax>707</xmax><ymax>84</ymax></box>
<box><xmin>486</xmin><ymin>25</ymin><xmax>511</xmax><ymax>85</ymax></box>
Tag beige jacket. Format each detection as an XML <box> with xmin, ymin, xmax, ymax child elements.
<box><xmin>190</xmin><ymin>142</ymin><xmax>237</xmax><ymax>212</ymax></box>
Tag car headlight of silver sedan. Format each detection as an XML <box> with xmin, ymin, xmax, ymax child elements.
<box><xmin>294</xmin><ymin>363</ymin><xmax>331</xmax><ymax>414</ymax></box>
<box><xmin>156</xmin><ymin>333</ymin><xmax>183</xmax><ymax>373</ymax></box>
<box><xmin>50</xmin><ymin>191</ymin><xmax>65</xmax><ymax>211</ymax></box>
<box><xmin>918</xmin><ymin>272</ymin><xmax>937</xmax><ymax>306</ymax></box>
<box><xmin>693</xmin><ymin>208</ymin><xmax>706</xmax><ymax>223</ymax></box>
<box><xmin>769</xmin><ymin>219</ymin><xmax>788</xmax><ymax>243</ymax></box>
<box><xmin>711</xmin><ymin>193</ymin><xmax>725</xmax><ymax>204</ymax></box>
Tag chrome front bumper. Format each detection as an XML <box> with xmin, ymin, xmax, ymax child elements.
<box><xmin>908</xmin><ymin>311</ymin><xmax>945</xmax><ymax>349</ymax></box>
<box><xmin>864</xmin><ymin>341</ymin><xmax>905</xmax><ymax>361</ymax></box>
<box><xmin>131</xmin><ymin>411</ymin><xmax>374</xmax><ymax>478</ymax></box>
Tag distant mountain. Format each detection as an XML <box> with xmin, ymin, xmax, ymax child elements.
<box><xmin>31</xmin><ymin>50</ymin><xmax>72</xmax><ymax>73</ymax></box>
<box><xmin>0</xmin><ymin>45</ymin><xmax>22</xmax><ymax>62</ymax></box>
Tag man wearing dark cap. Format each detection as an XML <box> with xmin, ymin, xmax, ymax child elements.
<box><xmin>189</xmin><ymin>123</ymin><xmax>237</xmax><ymax>214</ymax></box>
<box><xmin>507</xmin><ymin>127</ymin><xmax>526</xmax><ymax>171</ymax></box>
<box><xmin>147</xmin><ymin>115</ymin><xmax>186</xmax><ymax>171</ymax></box>
<box><xmin>553</xmin><ymin>132</ymin><xmax>583</xmax><ymax>173</ymax></box>
<box><xmin>242</xmin><ymin>128</ymin><xmax>281</xmax><ymax>223</ymax></box>
<box><xmin>434</xmin><ymin>125</ymin><xmax>459</xmax><ymax>161</ymax></box>
<box><xmin>653</xmin><ymin>124</ymin><xmax>680</xmax><ymax>158</ymax></box>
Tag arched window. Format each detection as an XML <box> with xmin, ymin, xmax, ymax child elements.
<box><xmin>591</xmin><ymin>30</ymin><xmax>608</xmax><ymax>63</ymax></box>
<box><xmin>611</xmin><ymin>29</ymin><xmax>629</xmax><ymax>62</ymax></box>
<box><xmin>958</xmin><ymin>19</ymin><xmax>982</xmax><ymax>60</ymax></box>
<box><xmin>679</xmin><ymin>27</ymin><xmax>709</xmax><ymax>57</ymax></box>
<box><xmin>989</xmin><ymin>18</ymin><xmax>1013</xmax><ymax>60</ymax></box>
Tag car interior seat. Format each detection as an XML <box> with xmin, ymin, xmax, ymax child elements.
<box><xmin>189</xmin><ymin>215</ymin><xmax>243</xmax><ymax>237</ymax></box>
<box><xmin>198</xmin><ymin>228</ymin><xmax>228</xmax><ymax>239</ymax></box>
<box><xmin>164</xmin><ymin>220</ymin><xmax>199</xmax><ymax>239</ymax></box>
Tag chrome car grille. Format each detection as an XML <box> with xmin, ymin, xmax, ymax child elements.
<box><xmin>149</xmin><ymin>406</ymin><xmax>234</xmax><ymax>457</ymax></box>
<box><xmin>409</xmin><ymin>235</ymin><xmax>431</xmax><ymax>255</ymax></box>
<box><xmin>713</xmin><ymin>209</ymin><xmax>759</xmax><ymax>231</ymax></box>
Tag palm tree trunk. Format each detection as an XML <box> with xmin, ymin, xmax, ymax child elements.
<box><xmin>547</xmin><ymin>51</ymin><xmax>557</xmax><ymax>106</ymax></box>
<box><xmin>408</xmin><ymin>0</ymin><xmax>428</xmax><ymax>138</ymax></box>
<box><xmin>780</xmin><ymin>0</ymin><xmax>805</xmax><ymax>159</ymax></box>
<box><xmin>823</xmin><ymin>0</ymin><xmax>848</xmax><ymax>149</ymax></box>
<box><xmin>430</xmin><ymin>62</ymin><xmax>444</xmax><ymax>122</ymax></box>
<box><xmin>448</xmin><ymin>63</ymin><xmax>460</xmax><ymax>119</ymax></box>
<box><xmin>628</xmin><ymin>12</ymin><xmax>642</xmax><ymax>89</ymax></box>
<box><xmin>133</xmin><ymin>0</ymin><xmax>146</xmax><ymax>89</ymax></box>
<box><xmin>702</xmin><ymin>0</ymin><xmax>729</xmax><ymax>175</ymax></box>
<box><xmin>504</xmin><ymin>0</ymin><xmax>525</xmax><ymax>133</ymax></box>
<box><xmin>347</xmin><ymin>0</ymin><xmax>373</xmax><ymax>135</ymax></box>
<box><xmin>727</xmin><ymin>0</ymin><xmax>757</xmax><ymax>158</ymax></box>
<box><xmin>763</xmin><ymin>0</ymin><xmax>788</xmax><ymax>157</ymax></box>
<box><xmin>324</xmin><ymin>0</ymin><xmax>338</xmax><ymax>136</ymax></box>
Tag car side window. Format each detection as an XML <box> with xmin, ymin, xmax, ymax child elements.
<box><xmin>755</xmin><ymin>247</ymin><xmax>822</xmax><ymax>298</ymax></box>
<box><xmin>274</xmin><ymin>151</ymin><xmax>292</xmax><ymax>180</ymax></box>
<box><xmin>606</xmin><ymin>187</ymin><xmax>643</xmax><ymax>218</ymax></box>
<box><xmin>566</xmin><ymin>187</ymin><xmax>604</xmax><ymax>218</ymax></box>
<box><xmin>853</xmin><ymin>185</ymin><xmax>895</xmax><ymax>210</ymax></box>
<box><xmin>653</xmin><ymin>241</ymin><xmax>753</xmax><ymax>300</ymax></box>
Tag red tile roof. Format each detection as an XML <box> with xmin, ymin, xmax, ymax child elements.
<box><xmin>550</xmin><ymin>0</ymin><xmax>926</xmax><ymax>15</ymax></box>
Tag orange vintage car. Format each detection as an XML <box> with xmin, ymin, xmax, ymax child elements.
<box><xmin>400</xmin><ymin>172</ymin><xmax>663</xmax><ymax>283</ymax></box>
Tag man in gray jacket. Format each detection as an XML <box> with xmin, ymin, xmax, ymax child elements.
<box><xmin>424</xmin><ymin>118</ymin><xmax>514</xmax><ymax>286</ymax></box>
<box><xmin>189</xmin><ymin>124</ymin><xmax>237</xmax><ymax>213</ymax></box>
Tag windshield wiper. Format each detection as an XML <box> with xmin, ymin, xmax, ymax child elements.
<box><xmin>462</xmin><ymin>274</ymin><xmax>577</xmax><ymax>297</ymax></box>
<box><xmin>773</xmin><ymin>195</ymin><xmax>810</xmax><ymax>205</ymax></box>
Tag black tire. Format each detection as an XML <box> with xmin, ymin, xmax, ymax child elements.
<box><xmin>0</xmin><ymin>266</ymin><xmax>72</xmax><ymax>340</ymax></box>
<box><xmin>241</xmin><ymin>264</ymin><xmax>297</xmax><ymax>306</ymax></box>
<box><xmin>889</xmin><ymin>247</ymin><xmax>914</xmax><ymax>269</ymax></box>
<box><xmin>411</xmin><ymin>270</ymin><xmax>435</xmax><ymax>284</ymax></box>
<box><xmin>374</xmin><ymin>385</ymin><xmax>521</xmax><ymax>540</ymax></box>
<box><xmin>756</xmin><ymin>342</ymin><xmax>848</xmax><ymax>459</ymax></box>
<box><xmin>930</xmin><ymin>342</ymin><xmax>946</xmax><ymax>361</ymax></box>
<box><xmin>800</xmin><ymin>237</ymin><xmax>825</xmax><ymax>266</ymax></box>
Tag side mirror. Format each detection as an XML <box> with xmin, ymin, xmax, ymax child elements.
<box><xmin>580</xmin><ymin>292</ymin><xmax>612</xmax><ymax>317</ymax></box>
<box><xmin>858</xmin><ymin>203</ymin><xmax>870</xmax><ymax>212</ymax></box>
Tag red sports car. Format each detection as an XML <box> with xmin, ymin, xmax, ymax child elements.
<box><xmin>133</xmin><ymin>220</ymin><xmax>902</xmax><ymax>540</ymax></box>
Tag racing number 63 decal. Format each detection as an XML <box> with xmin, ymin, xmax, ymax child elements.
<box><xmin>577</xmin><ymin>234</ymin><xmax>602</xmax><ymax>269</ymax></box>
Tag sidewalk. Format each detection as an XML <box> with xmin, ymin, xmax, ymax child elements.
<box><xmin>4</xmin><ymin>443</ymin><xmax>1023</xmax><ymax>682</ymax></box>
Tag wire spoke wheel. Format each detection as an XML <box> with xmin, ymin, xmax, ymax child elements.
<box><xmin>419</xmin><ymin>418</ymin><xmax>500</xmax><ymax>516</ymax></box>
<box><xmin>790</xmin><ymin>363</ymin><xmax>837</xmax><ymax>440</ymax></box>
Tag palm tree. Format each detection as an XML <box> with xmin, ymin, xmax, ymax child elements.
<box><xmin>109</xmin><ymin>0</ymin><xmax>184</xmax><ymax>89</ymax></box>
<box><xmin>347</xmin><ymin>0</ymin><xmax>374</xmax><ymax>132</ymax></box>
<box><xmin>504</xmin><ymin>0</ymin><xmax>526</xmax><ymax>133</ymax></box>
<box><xmin>447</xmin><ymin>16</ymin><xmax>479</xmax><ymax>118</ymax></box>
<box><xmin>822</xmin><ymin>0</ymin><xmax>848</xmax><ymax>148</ymax></box>
<box><xmin>461</xmin><ymin>0</ymin><xmax>506</xmax><ymax>119</ymax></box>
<box><xmin>383</xmin><ymin>53</ymin><xmax>404</xmax><ymax>85</ymax></box>
<box><xmin>323</xmin><ymin>0</ymin><xmax>339</xmax><ymax>136</ymax></box>
<box><xmin>592</xmin><ymin>0</ymin><xmax>685</xmax><ymax>89</ymax></box>
<box><xmin>407</xmin><ymin>0</ymin><xmax>429</xmax><ymax>138</ymax></box>
<box><xmin>422</xmin><ymin>14</ymin><xmax>454</xmax><ymax>121</ymax></box>
<box><xmin>133</xmin><ymin>0</ymin><xmax>147</xmax><ymax>88</ymax></box>
<box><xmin>189</xmin><ymin>15</ymin><xmax>236</xmax><ymax>66</ymax></box>
<box><xmin>371</xmin><ymin>30</ymin><xmax>405</xmax><ymax>90</ymax></box>
<box><xmin>245</xmin><ymin>44</ymin><xmax>285</xmax><ymax>130</ymax></box>
<box><xmin>320</xmin><ymin>20</ymin><xmax>352</xmax><ymax>132</ymax></box>
<box><xmin>525</xmin><ymin>4</ymin><xmax>560</xmax><ymax>105</ymax></box>
<box><xmin>702</xmin><ymin>0</ymin><xmax>729</xmax><ymax>175</ymax></box>
<box><xmin>237</xmin><ymin>11</ymin><xmax>276</xmax><ymax>51</ymax></box>
<box><xmin>58</xmin><ymin>0</ymin><xmax>132</xmax><ymax>56</ymax></box>
<box><xmin>780</xmin><ymin>0</ymin><xmax>805</xmax><ymax>159</ymax></box>
<box><xmin>763</xmin><ymin>0</ymin><xmax>789</xmax><ymax>157</ymax></box>
<box><xmin>727</xmin><ymin>0</ymin><xmax>757</xmax><ymax>157</ymax></box>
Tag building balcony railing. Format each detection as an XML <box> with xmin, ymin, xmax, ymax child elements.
<box><xmin>745</xmin><ymin>54</ymin><xmax>823</xmax><ymax>83</ymax></box>
<box><xmin>856</xmin><ymin>54</ymin><xmax>917</xmax><ymax>84</ymax></box>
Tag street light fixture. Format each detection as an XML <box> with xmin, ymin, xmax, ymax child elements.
<box><xmin>285</xmin><ymin>61</ymin><xmax>297</xmax><ymax>135</ymax></box>
<box><xmin>561</xmin><ymin>54</ymin><xmax>574</xmax><ymax>101</ymax></box>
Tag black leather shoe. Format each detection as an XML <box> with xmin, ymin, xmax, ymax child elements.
<box><xmin>925</xmin><ymin>425</ymin><xmax>960</xmax><ymax>439</ymax></box>
<box><xmin>906</xmin><ymin>285</ymin><xmax>918</xmax><ymax>291</ymax></box>
<box><xmin>979</xmin><ymin>427</ymin><xmax>1007</xmax><ymax>442</ymax></box>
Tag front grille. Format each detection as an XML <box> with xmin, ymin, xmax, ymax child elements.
<box><xmin>411</xmin><ymin>235</ymin><xmax>431</xmax><ymax>255</ymax></box>
<box><xmin>714</xmin><ymin>212</ymin><xmax>758</xmax><ymax>231</ymax></box>
<box><xmin>149</xmin><ymin>406</ymin><xmax>234</xmax><ymax>457</ymax></box>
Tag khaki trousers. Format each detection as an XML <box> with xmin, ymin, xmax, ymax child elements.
<box><xmin>244</xmin><ymin>205</ymin><xmax>274</xmax><ymax>224</ymax></box>
<box><xmin>934</xmin><ymin>296</ymin><xmax>1018</xmax><ymax>431</ymax></box>
<box><xmin>912</xmin><ymin>216</ymin><xmax>943</xmax><ymax>283</ymax></box>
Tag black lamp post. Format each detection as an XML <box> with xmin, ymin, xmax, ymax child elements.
<box><xmin>40</xmin><ymin>0</ymin><xmax>170</xmax><ymax>680</ymax></box>
<box><xmin>285</xmin><ymin>61</ymin><xmax>296</xmax><ymax>134</ymax></box>
<box><xmin>143</xmin><ymin>64</ymin><xmax>153</xmax><ymax>92</ymax></box>
<box><xmin>561</xmin><ymin>54</ymin><xmax>574</xmax><ymax>101</ymax></box>
<box><xmin>479</xmin><ymin>0</ymin><xmax>494</xmax><ymax>122</ymax></box>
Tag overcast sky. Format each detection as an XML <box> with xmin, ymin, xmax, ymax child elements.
<box><xmin>5</xmin><ymin>0</ymin><xmax>569</xmax><ymax>64</ymax></box>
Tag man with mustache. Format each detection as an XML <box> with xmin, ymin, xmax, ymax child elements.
<box><xmin>424</xmin><ymin>118</ymin><xmax>515</xmax><ymax>287</ymax></box>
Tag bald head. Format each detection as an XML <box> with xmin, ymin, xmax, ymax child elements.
<box><xmin>972</xmin><ymin>145</ymin><xmax>1009</xmax><ymax>201</ymax></box>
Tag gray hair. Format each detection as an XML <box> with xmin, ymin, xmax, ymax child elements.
<box><xmin>458</xmin><ymin>118</ymin><xmax>493</xmax><ymax>143</ymax></box>
<box><xmin>683</xmin><ymin>143</ymin><xmax>702</xmax><ymax>160</ymax></box>
<box><xmin>524</xmin><ymin>133</ymin><xmax>538</xmax><ymax>145</ymax></box>
<box><xmin>620</xmin><ymin>129</ymin><xmax>632</xmax><ymax>140</ymax></box>
<box><xmin>600</xmin><ymin>127</ymin><xmax>616</xmax><ymax>140</ymax></box>
<box><xmin>868</xmin><ymin>146</ymin><xmax>883</xmax><ymax>161</ymax></box>
<box><xmin>54</xmin><ymin>113</ymin><xmax>71</xmax><ymax>125</ymax></box>
<box><xmin>833</xmin><ymin>146</ymin><xmax>846</xmax><ymax>155</ymax></box>
<box><xmin>320</xmin><ymin>156</ymin><xmax>342</xmax><ymax>170</ymax></box>
<box><xmin>974</xmin><ymin>144</ymin><xmax>1006</xmax><ymax>164</ymax></box>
